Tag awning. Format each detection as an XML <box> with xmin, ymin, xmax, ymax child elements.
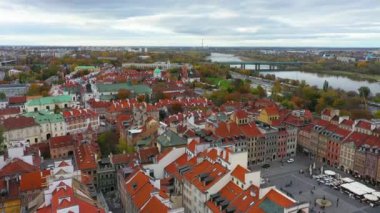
<box><xmin>372</xmin><ymin>191</ymin><xmax>380</xmax><ymax>198</ymax></box>
<box><xmin>364</xmin><ymin>194</ymin><xmax>378</xmax><ymax>201</ymax></box>
<box><xmin>324</xmin><ymin>170</ymin><xmax>336</xmax><ymax>176</ymax></box>
<box><xmin>341</xmin><ymin>182</ymin><xmax>375</xmax><ymax>196</ymax></box>
<box><xmin>341</xmin><ymin>177</ymin><xmax>354</xmax><ymax>183</ymax></box>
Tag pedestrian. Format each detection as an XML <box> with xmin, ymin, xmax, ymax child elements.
<box><xmin>313</xmin><ymin>186</ymin><xmax>316</xmax><ymax>190</ymax></box>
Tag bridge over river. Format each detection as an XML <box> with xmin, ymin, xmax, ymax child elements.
<box><xmin>216</xmin><ymin>61</ymin><xmax>310</xmax><ymax>71</ymax></box>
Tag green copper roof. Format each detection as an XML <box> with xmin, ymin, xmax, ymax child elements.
<box><xmin>95</xmin><ymin>83</ymin><xmax>152</xmax><ymax>95</ymax></box>
<box><xmin>136</xmin><ymin>136</ymin><xmax>153</xmax><ymax>147</ymax></box>
<box><xmin>157</xmin><ymin>130</ymin><xmax>187</xmax><ymax>148</ymax></box>
<box><xmin>154</xmin><ymin>68</ymin><xmax>161</xmax><ymax>74</ymax></box>
<box><xmin>74</xmin><ymin>66</ymin><xmax>97</xmax><ymax>72</ymax></box>
<box><xmin>26</xmin><ymin>95</ymin><xmax>73</xmax><ymax>107</ymax></box>
<box><xmin>23</xmin><ymin>110</ymin><xmax>64</xmax><ymax>124</ymax></box>
<box><xmin>259</xmin><ymin>198</ymin><xmax>284</xmax><ymax>213</ymax></box>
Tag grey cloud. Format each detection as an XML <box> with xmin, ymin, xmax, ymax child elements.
<box><xmin>1</xmin><ymin>0</ymin><xmax>380</xmax><ymax>46</ymax></box>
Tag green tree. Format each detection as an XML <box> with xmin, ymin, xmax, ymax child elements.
<box><xmin>0</xmin><ymin>92</ymin><xmax>6</xmax><ymax>100</ymax></box>
<box><xmin>256</xmin><ymin>85</ymin><xmax>266</xmax><ymax>98</ymax></box>
<box><xmin>323</xmin><ymin>80</ymin><xmax>329</xmax><ymax>91</ymax></box>
<box><xmin>358</xmin><ymin>86</ymin><xmax>371</xmax><ymax>109</ymax></box>
<box><xmin>0</xmin><ymin>127</ymin><xmax>4</xmax><ymax>154</ymax></box>
<box><xmin>271</xmin><ymin>80</ymin><xmax>282</xmax><ymax>101</ymax></box>
<box><xmin>97</xmin><ymin>131</ymin><xmax>118</xmax><ymax>155</ymax></box>
<box><xmin>117</xmin><ymin>89</ymin><xmax>131</xmax><ymax>100</ymax></box>
<box><xmin>374</xmin><ymin>110</ymin><xmax>380</xmax><ymax>119</ymax></box>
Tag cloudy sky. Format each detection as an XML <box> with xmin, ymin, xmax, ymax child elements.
<box><xmin>0</xmin><ymin>0</ymin><xmax>380</xmax><ymax>46</ymax></box>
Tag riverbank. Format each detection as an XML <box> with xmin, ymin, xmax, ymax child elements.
<box><xmin>301</xmin><ymin>69</ymin><xmax>380</xmax><ymax>82</ymax></box>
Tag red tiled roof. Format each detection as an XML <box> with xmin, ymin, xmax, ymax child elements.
<box><xmin>215</xmin><ymin>122</ymin><xmax>241</xmax><ymax>138</ymax></box>
<box><xmin>321</xmin><ymin>108</ymin><xmax>332</xmax><ymax>116</ymax></box>
<box><xmin>49</xmin><ymin>135</ymin><xmax>74</xmax><ymax>149</ymax></box>
<box><xmin>20</xmin><ymin>170</ymin><xmax>50</xmax><ymax>192</ymax></box>
<box><xmin>0</xmin><ymin>107</ymin><xmax>20</xmax><ymax>116</ymax></box>
<box><xmin>125</xmin><ymin>171</ymin><xmax>150</xmax><ymax>196</ymax></box>
<box><xmin>111</xmin><ymin>153</ymin><xmax>135</xmax><ymax>165</ymax></box>
<box><xmin>239</xmin><ymin>123</ymin><xmax>263</xmax><ymax>137</ymax></box>
<box><xmin>74</xmin><ymin>142</ymin><xmax>98</xmax><ymax>170</ymax></box>
<box><xmin>0</xmin><ymin>158</ymin><xmax>37</xmax><ymax>178</ymax></box>
<box><xmin>231</xmin><ymin>165</ymin><xmax>248</xmax><ymax>183</ymax></box>
<box><xmin>8</xmin><ymin>96</ymin><xmax>27</xmax><ymax>104</ymax></box>
<box><xmin>341</xmin><ymin>118</ymin><xmax>354</xmax><ymax>126</ymax></box>
<box><xmin>37</xmin><ymin>182</ymin><xmax>105</xmax><ymax>213</ymax></box>
<box><xmin>187</xmin><ymin>140</ymin><xmax>199</xmax><ymax>153</ymax></box>
<box><xmin>2</xmin><ymin>116</ymin><xmax>38</xmax><ymax>130</ymax></box>
<box><xmin>356</xmin><ymin>120</ymin><xmax>372</xmax><ymax>130</ymax></box>
<box><xmin>262</xmin><ymin>188</ymin><xmax>295</xmax><ymax>207</ymax></box>
<box><xmin>206</xmin><ymin>182</ymin><xmax>259</xmax><ymax>213</ymax></box>
<box><xmin>183</xmin><ymin>160</ymin><xmax>228</xmax><ymax>192</ymax></box>
<box><xmin>264</xmin><ymin>105</ymin><xmax>279</xmax><ymax>116</ymax></box>
<box><xmin>58</xmin><ymin>161</ymin><xmax>70</xmax><ymax>167</ymax></box>
<box><xmin>63</xmin><ymin>108</ymin><xmax>97</xmax><ymax>118</ymax></box>
<box><xmin>140</xmin><ymin>196</ymin><xmax>169</xmax><ymax>213</ymax></box>
<box><xmin>235</xmin><ymin>110</ymin><xmax>248</xmax><ymax>119</ymax></box>
<box><xmin>138</xmin><ymin>147</ymin><xmax>159</xmax><ymax>164</ymax></box>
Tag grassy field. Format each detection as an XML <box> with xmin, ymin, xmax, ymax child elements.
<box><xmin>205</xmin><ymin>77</ymin><xmax>232</xmax><ymax>90</ymax></box>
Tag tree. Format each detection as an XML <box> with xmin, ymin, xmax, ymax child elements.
<box><xmin>0</xmin><ymin>127</ymin><xmax>4</xmax><ymax>154</ymax></box>
<box><xmin>117</xmin><ymin>89</ymin><xmax>131</xmax><ymax>100</ymax></box>
<box><xmin>323</xmin><ymin>80</ymin><xmax>329</xmax><ymax>91</ymax></box>
<box><xmin>0</xmin><ymin>92</ymin><xmax>6</xmax><ymax>100</ymax></box>
<box><xmin>54</xmin><ymin>105</ymin><xmax>61</xmax><ymax>114</ymax></box>
<box><xmin>271</xmin><ymin>80</ymin><xmax>282</xmax><ymax>101</ymax></box>
<box><xmin>358</xmin><ymin>86</ymin><xmax>371</xmax><ymax>109</ymax></box>
<box><xmin>374</xmin><ymin>110</ymin><xmax>380</xmax><ymax>119</ymax></box>
<box><xmin>97</xmin><ymin>131</ymin><xmax>118</xmax><ymax>155</ymax></box>
<box><xmin>256</xmin><ymin>85</ymin><xmax>267</xmax><ymax>98</ymax></box>
<box><xmin>169</xmin><ymin>102</ymin><xmax>183</xmax><ymax>114</ymax></box>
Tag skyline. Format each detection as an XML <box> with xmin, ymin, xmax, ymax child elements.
<box><xmin>1</xmin><ymin>0</ymin><xmax>380</xmax><ymax>47</ymax></box>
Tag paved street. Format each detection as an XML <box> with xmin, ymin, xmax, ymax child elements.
<box><xmin>251</xmin><ymin>155</ymin><xmax>380</xmax><ymax>213</ymax></box>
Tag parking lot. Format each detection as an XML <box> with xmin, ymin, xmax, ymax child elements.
<box><xmin>251</xmin><ymin>155</ymin><xmax>380</xmax><ymax>213</ymax></box>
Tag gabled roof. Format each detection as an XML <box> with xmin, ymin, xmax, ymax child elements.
<box><xmin>231</xmin><ymin>165</ymin><xmax>248</xmax><ymax>183</ymax></box>
<box><xmin>37</xmin><ymin>181</ymin><xmax>105</xmax><ymax>213</ymax></box>
<box><xmin>140</xmin><ymin>196</ymin><xmax>168</xmax><ymax>213</ymax></box>
<box><xmin>0</xmin><ymin>158</ymin><xmax>37</xmax><ymax>178</ymax></box>
<box><xmin>249</xmin><ymin>188</ymin><xmax>295</xmax><ymax>213</ymax></box>
<box><xmin>187</xmin><ymin>140</ymin><xmax>199</xmax><ymax>153</ymax></box>
<box><xmin>138</xmin><ymin>147</ymin><xmax>159</xmax><ymax>164</ymax></box>
<box><xmin>0</xmin><ymin>107</ymin><xmax>20</xmax><ymax>116</ymax></box>
<box><xmin>26</xmin><ymin>95</ymin><xmax>73</xmax><ymax>106</ymax></box>
<box><xmin>240</xmin><ymin>123</ymin><xmax>263</xmax><ymax>137</ymax></box>
<box><xmin>8</xmin><ymin>96</ymin><xmax>27</xmax><ymax>104</ymax></box>
<box><xmin>74</xmin><ymin>142</ymin><xmax>98</xmax><ymax>170</ymax></box>
<box><xmin>49</xmin><ymin>135</ymin><xmax>74</xmax><ymax>149</ymax></box>
<box><xmin>264</xmin><ymin>105</ymin><xmax>279</xmax><ymax>116</ymax></box>
<box><xmin>235</xmin><ymin>109</ymin><xmax>248</xmax><ymax>119</ymax></box>
<box><xmin>156</xmin><ymin>130</ymin><xmax>187</xmax><ymax>148</ymax></box>
<box><xmin>356</xmin><ymin>120</ymin><xmax>372</xmax><ymax>130</ymax></box>
<box><xmin>20</xmin><ymin>170</ymin><xmax>50</xmax><ymax>192</ymax></box>
<box><xmin>206</xmin><ymin>182</ymin><xmax>259</xmax><ymax>213</ymax></box>
<box><xmin>183</xmin><ymin>160</ymin><xmax>228</xmax><ymax>192</ymax></box>
<box><xmin>2</xmin><ymin>116</ymin><xmax>38</xmax><ymax>130</ymax></box>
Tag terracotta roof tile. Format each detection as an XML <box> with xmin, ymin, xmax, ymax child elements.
<box><xmin>231</xmin><ymin>165</ymin><xmax>248</xmax><ymax>183</ymax></box>
<box><xmin>0</xmin><ymin>158</ymin><xmax>37</xmax><ymax>178</ymax></box>
<box><xmin>3</xmin><ymin>116</ymin><xmax>38</xmax><ymax>130</ymax></box>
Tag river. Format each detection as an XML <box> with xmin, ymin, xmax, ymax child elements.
<box><xmin>207</xmin><ymin>52</ymin><xmax>380</xmax><ymax>93</ymax></box>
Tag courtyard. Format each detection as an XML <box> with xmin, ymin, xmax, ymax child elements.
<box><xmin>251</xmin><ymin>155</ymin><xmax>380</xmax><ymax>213</ymax></box>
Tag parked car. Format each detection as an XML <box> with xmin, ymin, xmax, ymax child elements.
<box><xmin>287</xmin><ymin>158</ymin><xmax>295</xmax><ymax>163</ymax></box>
<box><xmin>262</xmin><ymin>164</ymin><xmax>270</xmax><ymax>169</ymax></box>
